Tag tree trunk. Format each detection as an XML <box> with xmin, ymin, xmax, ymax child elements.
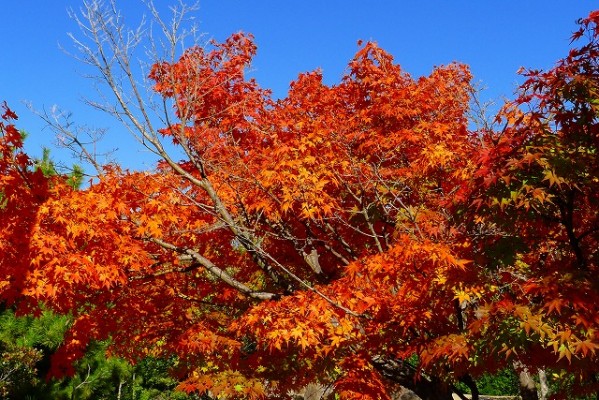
<box><xmin>459</xmin><ymin>374</ymin><xmax>479</xmax><ymax>400</ymax></box>
<box><xmin>538</xmin><ymin>369</ymin><xmax>549</xmax><ymax>400</ymax></box>
<box><xmin>411</xmin><ymin>377</ymin><xmax>453</xmax><ymax>400</ymax></box>
<box><xmin>371</xmin><ymin>356</ymin><xmax>453</xmax><ymax>400</ymax></box>
<box><xmin>513</xmin><ymin>361</ymin><xmax>539</xmax><ymax>400</ymax></box>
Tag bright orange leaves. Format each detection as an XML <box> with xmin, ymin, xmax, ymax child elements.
<box><xmin>2</xmin><ymin>10</ymin><xmax>599</xmax><ymax>399</ymax></box>
<box><xmin>0</xmin><ymin>102</ymin><xmax>50</xmax><ymax>308</ymax></box>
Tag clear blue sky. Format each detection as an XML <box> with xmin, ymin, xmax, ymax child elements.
<box><xmin>1</xmin><ymin>1</ymin><xmax>596</xmax><ymax>171</ymax></box>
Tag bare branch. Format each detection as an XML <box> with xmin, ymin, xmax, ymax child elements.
<box><xmin>148</xmin><ymin>236</ymin><xmax>278</xmax><ymax>301</ymax></box>
<box><xmin>26</xmin><ymin>102</ymin><xmax>111</xmax><ymax>176</ymax></box>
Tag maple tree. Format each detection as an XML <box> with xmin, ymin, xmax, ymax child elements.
<box><xmin>463</xmin><ymin>11</ymin><xmax>599</xmax><ymax>399</ymax></box>
<box><xmin>3</xmin><ymin>3</ymin><xmax>599</xmax><ymax>399</ymax></box>
<box><xmin>0</xmin><ymin>102</ymin><xmax>52</xmax><ymax>309</ymax></box>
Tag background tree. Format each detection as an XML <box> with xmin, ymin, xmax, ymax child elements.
<box><xmin>465</xmin><ymin>10</ymin><xmax>599</xmax><ymax>399</ymax></box>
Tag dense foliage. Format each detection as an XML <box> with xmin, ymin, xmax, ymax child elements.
<box><xmin>1</xmin><ymin>8</ymin><xmax>599</xmax><ymax>400</ymax></box>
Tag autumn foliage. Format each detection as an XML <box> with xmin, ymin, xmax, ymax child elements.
<box><xmin>2</xmin><ymin>10</ymin><xmax>599</xmax><ymax>400</ymax></box>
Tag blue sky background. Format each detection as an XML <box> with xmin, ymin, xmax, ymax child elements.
<box><xmin>1</xmin><ymin>1</ymin><xmax>597</xmax><ymax>172</ymax></box>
